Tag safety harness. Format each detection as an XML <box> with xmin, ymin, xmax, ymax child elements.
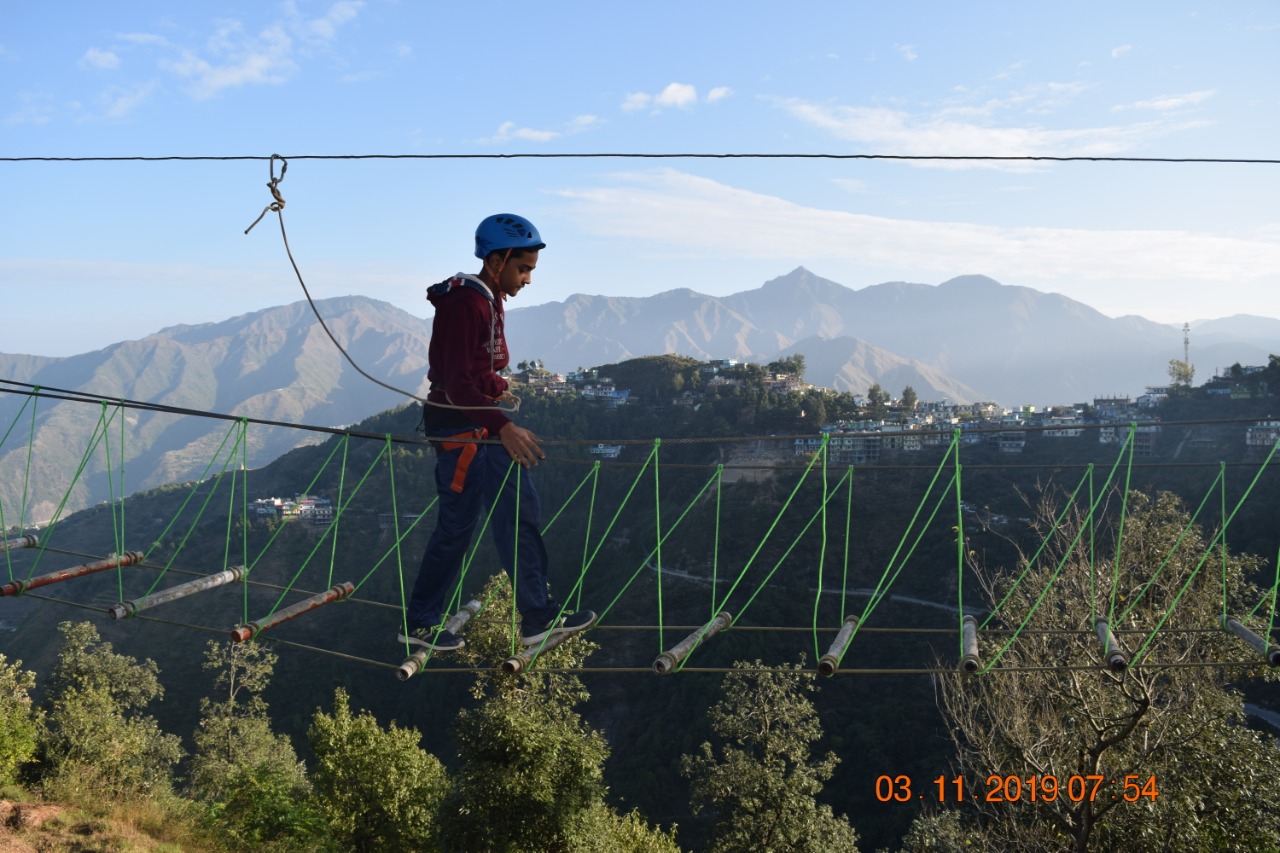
<box><xmin>436</xmin><ymin>427</ymin><xmax>489</xmax><ymax>494</ymax></box>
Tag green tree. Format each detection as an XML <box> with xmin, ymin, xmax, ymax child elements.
<box><xmin>768</xmin><ymin>354</ymin><xmax>806</xmax><ymax>378</ymax></box>
<box><xmin>681</xmin><ymin>660</ymin><xmax>860</xmax><ymax>853</ymax></box>
<box><xmin>440</xmin><ymin>574</ymin><xmax>680</xmax><ymax>853</ymax></box>
<box><xmin>39</xmin><ymin>621</ymin><xmax>183</xmax><ymax>800</ymax></box>
<box><xmin>308</xmin><ymin>687</ymin><xmax>448</xmax><ymax>852</ymax></box>
<box><xmin>866</xmin><ymin>384</ymin><xmax>889</xmax><ymax>420</ymax></box>
<box><xmin>189</xmin><ymin>640</ymin><xmax>322</xmax><ymax>848</ymax></box>
<box><xmin>0</xmin><ymin>653</ymin><xmax>41</xmax><ymax>787</ymax></box>
<box><xmin>906</xmin><ymin>491</ymin><xmax>1280</xmax><ymax>852</ymax></box>
<box><xmin>1168</xmin><ymin>357</ymin><xmax>1195</xmax><ymax>388</ymax></box>
<box><xmin>900</xmin><ymin>385</ymin><xmax>918</xmax><ymax>412</ymax></box>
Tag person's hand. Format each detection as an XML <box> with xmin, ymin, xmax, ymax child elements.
<box><xmin>498</xmin><ymin>422</ymin><xmax>545</xmax><ymax>467</ymax></box>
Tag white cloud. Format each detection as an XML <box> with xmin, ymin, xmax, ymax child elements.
<box><xmin>622</xmin><ymin>92</ymin><xmax>652</xmax><ymax>112</ymax></box>
<box><xmin>707</xmin><ymin>86</ymin><xmax>733</xmax><ymax>103</ymax></box>
<box><xmin>1111</xmin><ymin>44</ymin><xmax>1132</xmax><ymax>59</ymax></box>
<box><xmin>1112</xmin><ymin>89</ymin><xmax>1216</xmax><ymax>112</ymax></box>
<box><xmin>623</xmin><ymin>82</ymin><xmax>705</xmax><ymax>112</ymax></box>
<box><xmin>566</xmin><ymin>114</ymin><xmax>602</xmax><ymax>133</ymax></box>
<box><xmin>6</xmin><ymin>91</ymin><xmax>54</xmax><ymax>126</ymax></box>
<box><xmin>81</xmin><ymin>48</ymin><xmax>120</xmax><ymax>70</ymax></box>
<box><xmin>777</xmin><ymin>98</ymin><xmax>1208</xmax><ymax>168</ymax></box>
<box><xmin>101</xmin><ymin>82</ymin><xmax>157</xmax><ymax>118</ymax></box>
<box><xmin>656</xmin><ymin>82</ymin><xmax>698</xmax><ymax>108</ymax></box>
<box><xmin>480</xmin><ymin>115</ymin><xmax>600</xmax><ymax>144</ymax></box>
<box><xmin>556</xmin><ymin>168</ymin><xmax>1280</xmax><ymax>287</ymax></box>
<box><xmin>392</xmin><ymin>41</ymin><xmax>412</xmax><ymax>60</ymax></box>
<box><xmin>293</xmin><ymin>0</ymin><xmax>364</xmax><ymax>43</ymax></box>
<box><xmin>161</xmin><ymin>22</ymin><xmax>296</xmax><ymax>99</ymax></box>
<box><xmin>896</xmin><ymin>44</ymin><xmax>918</xmax><ymax>61</ymax></box>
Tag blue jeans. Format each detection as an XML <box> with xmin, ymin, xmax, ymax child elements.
<box><xmin>407</xmin><ymin>427</ymin><xmax>560</xmax><ymax>630</ymax></box>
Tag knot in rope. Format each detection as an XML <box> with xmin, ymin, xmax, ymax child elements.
<box><xmin>243</xmin><ymin>154</ymin><xmax>289</xmax><ymax>234</ymax></box>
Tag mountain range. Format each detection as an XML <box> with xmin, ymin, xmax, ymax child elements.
<box><xmin>2</xmin><ymin>270</ymin><xmax>1275</xmax><ymax>520</ymax></box>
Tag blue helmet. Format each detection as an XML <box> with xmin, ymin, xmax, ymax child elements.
<box><xmin>474</xmin><ymin>213</ymin><xmax>545</xmax><ymax>259</ymax></box>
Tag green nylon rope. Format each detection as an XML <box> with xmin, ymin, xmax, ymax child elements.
<box><xmin>328</xmin><ymin>432</ymin><xmax>349</xmax><ymax>589</ymax></box>
<box><xmin>22</xmin><ymin>405</ymin><xmax>119</xmax><ymax>580</ymax></box>
<box><xmin>1115</xmin><ymin>464</ymin><xmax>1224</xmax><ymax>625</ymax></box>
<box><xmin>565</xmin><ymin>443</ymin><xmax>660</xmax><ymax>617</ymax></box>
<box><xmin>707</xmin><ymin>443</ymin><xmax>828</xmax><ymax>619</ymax></box>
<box><xmin>854</xmin><ymin>436</ymin><xmax>958</xmax><ymax>631</ymax></box>
<box><xmin>654</xmin><ymin>439</ymin><xmax>664</xmax><ymax>651</ymax></box>
<box><xmin>980</xmin><ymin>464</ymin><xmax>1100</xmax><ymax>629</ymax></box>
<box><xmin>712</xmin><ymin>464</ymin><xmax>723</xmax><ymax>623</ymax></box>
<box><xmin>134</xmin><ymin>422</ymin><xmax>246</xmax><ymax>607</ymax></box>
<box><xmin>857</xmin><ymin>471</ymin><xmax>957</xmax><ymax>628</ymax></box>
<box><xmin>1132</xmin><ymin>435</ymin><xmax>1280</xmax><ymax>664</ymax></box>
<box><xmin>573</xmin><ymin>462</ymin><xmax>599</xmax><ymax>612</ymax></box>
<box><xmin>255</xmin><ymin>439</ymin><xmax>390</xmax><ymax>627</ymax></box>
<box><xmin>0</xmin><ymin>393</ymin><xmax>36</xmax><ymax>581</ymax></box>
<box><xmin>1107</xmin><ymin>423</ymin><xmax>1139</xmax><ymax>623</ymax></box>
<box><xmin>811</xmin><ymin>435</ymin><xmax>830</xmax><ymax>663</ymax></box>
<box><xmin>1219</xmin><ymin>462</ymin><xmax>1228</xmax><ymax>624</ymax></box>
<box><xmin>980</xmin><ymin>429</ymin><xmax>1138</xmax><ymax>672</ymax></box>
<box><xmin>840</xmin><ymin>466</ymin><xmax>854</xmax><ymax>623</ymax></box>
<box><xmin>595</xmin><ymin>464</ymin><xmax>722</xmax><ymax>623</ymax></box>
<box><xmin>677</xmin><ymin>465</ymin><xmax>854</xmax><ymax>673</ymax></box>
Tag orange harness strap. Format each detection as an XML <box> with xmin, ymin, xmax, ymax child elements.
<box><xmin>439</xmin><ymin>428</ymin><xmax>489</xmax><ymax>494</ymax></box>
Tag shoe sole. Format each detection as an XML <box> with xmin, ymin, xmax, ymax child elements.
<box><xmin>397</xmin><ymin>633</ymin><xmax>464</xmax><ymax>652</ymax></box>
<box><xmin>521</xmin><ymin>613</ymin><xmax>597</xmax><ymax>647</ymax></box>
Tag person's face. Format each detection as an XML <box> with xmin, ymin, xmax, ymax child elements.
<box><xmin>492</xmin><ymin>249</ymin><xmax>538</xmax><ymax>299</ymax></box>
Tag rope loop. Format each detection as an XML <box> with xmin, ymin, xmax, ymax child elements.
<box><xmin>243</xmin><ymin>153</ymin><xmax>289</xmax><ymax>234</ymax></box>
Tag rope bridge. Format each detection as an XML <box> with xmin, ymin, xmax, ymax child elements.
<box><xmin>2</xmin><ymin>382</ymin><xmax>1278</xmax><ymax>680</ymax></box>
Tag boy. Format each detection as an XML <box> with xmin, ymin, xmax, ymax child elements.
<box><xmin>401</xmin><ymin>213</ymin><xmax>595</xmax><ymax>651</ymax></box>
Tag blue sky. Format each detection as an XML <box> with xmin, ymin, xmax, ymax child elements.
<box><xmin>3</xmin><ymin>1</ymin><xmax>1278</xmax><ymax>357</ymax></box>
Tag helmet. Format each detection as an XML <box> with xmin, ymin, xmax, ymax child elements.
<box><xmin>474</xmin><ymin>213</ymin><xmax>545</xmax><ymax>259</ymax></box>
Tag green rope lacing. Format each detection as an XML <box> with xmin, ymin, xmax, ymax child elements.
<box><xmin>573</xmin><ymin>462</ymin><xmax>599</xmax><ymax>611</ymax></box>
<box><xmin>596</xmin><ymin>464</ymin><xmax>721</xmax><ymax>623</ymax></box>
<box><xmin>663</xmin><ymin>444</ymin><xmax>833</xmax><ymax>674</ymax></box>
<box><xmin>979</xmin><ymin>431</ymin><xmax>1136</xmax><ymax>673</ymax></box>
<box><xmin>853</xmin><ymin>435</ymin><xmax>959</xmax><ymax>634</ymax></box>
<box><xmin>102</xmin><ymin>401</ymin><xmax>126</xmax><ymax>598</ymax></box>
<box><xmin>328</xmin><ymin>432</ymin><xmax>349</xmax><ymax>589</ymax></box>
<box><xmin>653</xmin><ymin>439</ymin><xmax>664</xmax><ymax>650</ymax></box>
<box><xmin>220</xmin><ymin>420</ymin><xmax>246</xmax><ymax>584</ymax></box>
<box><xmin>21</xmin><ymin>404</ymin><xmax>121</xmax><ymax>580</ymax></box>
<box><xmin>133</xmin><ymin>421</ymin><xmax>246</xmax><ymax>607</ymax></box>
<box><xmin>706</xmin><ymin>441</ymin><xmax>828</xmax><ymax>620</ymax></box>
<box><xmin>1115</xmin><ymin>465</ymin><xmax>1224</xmax><ymax>625</ymax></box>
<box><xmin>566</xmin><ymin>443</ymin><xmax>659</xmax><ymax>617</ymax></box>
<box><xmin>840</xmin><ymin>466</ymin><xmax>853</xmax><ymax>624</ymax></box>
<box><xmin>1219</xmin><ymin>462</ymin><xmax>1228</xmax><ymax>624</ymax></box>
<box><xmin>811</xmin><ymin>434</ymin><xmax>830</xmax><ymax>663</ymax></box>
<box><xmin>676</xmin><ymin>464</ymin><xmax>853</xmax><ymax>673</ymax></box>
<box><xmin>251</xmin><ymin>438</ymin><xmax>390</xmax><ymax>631</ymax></box>
<box><xmin>1107</xmin><ymin>422</ymin><xmax>1139</xmax><ymax>624</ymax></box>
<box><xmin>1132</xmin><ymin>435</ymin><xmax>1280</xmax><ymax>664</ymax></box>
<box><xmin>713</xmin><ymin>464</ymin><xmax>723</xmax><ymax>623</ymax></box>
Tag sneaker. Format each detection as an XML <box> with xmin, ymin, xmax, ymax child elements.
<box><xmin>398</xmin><ymin>626</ymin><xmax>465</xmax><ymax>651</ymax></box>
<box><xmin>521</xmin><ymin>609</ymin><xmax>597</xmax><ymax>646</ymax></box>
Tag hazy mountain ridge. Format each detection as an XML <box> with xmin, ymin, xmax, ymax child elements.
<box><xmin>2</xmin><ymin>273</ymin><xmax>1275</xmax><ymax>520</ymax></box>
<box><xmin>0</xmin><ymin>296</ymin><xmax>431</xmax><ymax>523</ymax></box>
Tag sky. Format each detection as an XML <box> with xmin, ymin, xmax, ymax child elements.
<box><xmin>2</xmin><ymin>1</ymin><xmax>1278</xmax><ymax>357</ymax></box>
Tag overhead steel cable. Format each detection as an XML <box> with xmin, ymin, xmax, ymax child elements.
<box><xmin>3</xmin><ymin>153</ymin><xmax>1278</xmax><ymax>164</ymax></box>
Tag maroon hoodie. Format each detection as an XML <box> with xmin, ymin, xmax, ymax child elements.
<box><xmin>423</xmin><ymin>274</ymin><xmax>512</xmax><ymax>434</ymax></box>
